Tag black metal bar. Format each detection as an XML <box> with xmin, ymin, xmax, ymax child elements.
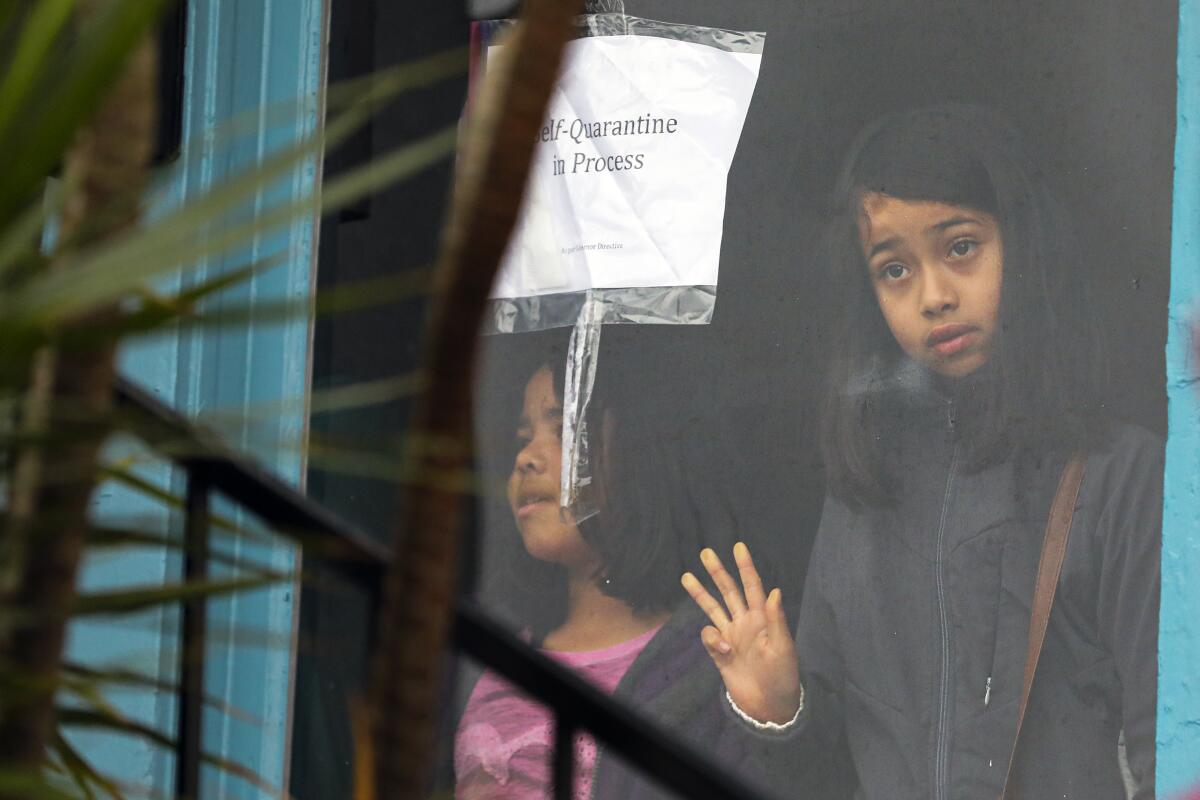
<box><xmin>454</xmin><ymin>602</ymin><xmax>778</xmax><ymax>800</ymax></box>
<box><xmin>113</xmin><ymin>377</ymin><xmax>391</xmax><ymax>582</ymax></box>
<box><xmin>176</xmin><ymin>472</ymin><xmax>209</xmax><ymax>800</ymax></box>
<box><xmin>553</xmin><ymin>713</ymin><xmax>575</xmax><ymax>800</ymax></box>
<box><xmin>112</xmin><ymin>375</ymin><xmax>775</xmax><ymax>800</ymax></box>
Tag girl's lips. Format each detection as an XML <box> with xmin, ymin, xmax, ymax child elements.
<box><xmin>931</xmin><ymin>332</ymin><xmax>975</xmax><ymax>356</ymax></box>
<box><xmin>516</xmin><ymin>497</ymin><xmax>555</xmax><ymax>519</ymax></box>
<box><xmin>927</xmin><ymin>324</ymin><xmax>978</xmax><ymax>356</ymax></box>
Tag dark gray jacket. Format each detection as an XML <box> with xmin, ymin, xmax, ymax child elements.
<box><xmin>753</xmin><ymin>412</ymin><xmax>1161</xmax><ymax>800</ymax></box>
<box><xmin>591</xmin><ymin>603</ymin><xmax>761</xmax><ymax>799</ymax></box>
<box><xmin>450</xmin><ymin>603</ymin><xmax>759</xmax><ymax>800</ymax></box>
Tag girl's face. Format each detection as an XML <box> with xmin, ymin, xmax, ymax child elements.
<box><xmin>858</xmin><ymin>192</ymin><xmax>1003</xmax><ymax>378</ymax></box>
<box><xmin>507</xmin><ymin>367</ymin><xmax>598</xmax><ymax>570</ymax></box>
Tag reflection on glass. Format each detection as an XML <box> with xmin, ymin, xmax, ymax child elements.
<box><xmin>457</xmin><ymin>343</ymin><xmax>748</xmax><ymax>799</ymax></box>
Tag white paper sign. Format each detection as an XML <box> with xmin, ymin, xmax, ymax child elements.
<box><xmin>489</xmin><ymin>31</ymin><xmax>763</xmax><ymax>300</ymax></box>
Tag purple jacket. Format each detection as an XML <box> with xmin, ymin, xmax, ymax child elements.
<box><xmin>590</xmin><ymin>604</ymin><xmax>767</xmax><ymax>800</ymax></box>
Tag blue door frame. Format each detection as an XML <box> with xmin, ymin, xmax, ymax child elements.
<box><xmin>68</xmin><ymin>1</ymin><xmax>327</xmax><ymax>797</ymax></box>
<box><xmin>1159</xmin><ymin>1</ymin><xmax>1200</xmax><ymax>795</ymax></box>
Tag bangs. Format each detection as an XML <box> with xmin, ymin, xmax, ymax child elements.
<box><xmin>822</xmin><ymin>104</ymin><xmax>1107</xmax><ymax>507</ymax></box>
<box><xmin>844</xmin><ymin>107</ymin><xmax>998</xmax><ymax>216</ymax></box>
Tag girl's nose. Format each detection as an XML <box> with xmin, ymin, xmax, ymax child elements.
<box><xmin>920</xmin><ymin>268</ymin><xmax>959</xmax><ymax>316</ymax></box>
<box><xmin>515</xmin><ymin>439</ymin><xmax>546</xmax><ymax>474</ymax></box>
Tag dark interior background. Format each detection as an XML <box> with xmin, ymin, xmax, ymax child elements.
<box><xmin>292</xmin><ymin>1</ymin><xmax>1176</xmax><ymax>796</ymax></box>
<box><xmin>291</xmin><ymin>1</ymin><xmax>469</xmax><ymax>796</ymax></box>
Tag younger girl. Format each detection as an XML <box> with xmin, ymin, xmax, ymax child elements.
<box><xmin>456</xmin><ymin>333</ymin><xmax>749</xmax><ymax>800</ymax></box>
<box><xmin>684</xmin><ymin>105</ymin><xmax>1161</xmax><ymax>799</ymax></box>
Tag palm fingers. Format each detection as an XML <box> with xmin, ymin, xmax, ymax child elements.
<box><xmin>733</xmin><ymin>541</ymin><xmax>767</xmax><ymax>609</ymax></box>
<box><xmin>700</xmin><ymin>624</ymin><xmax>732</xmax><ymax>658</ymax></box>
<box><xmin>700</xmin><ymin>547</ymin><xmax>748</xmax><ymax>618</ymax></box>
<box><xmin>681</xmin><ymin>571</ymin><xmax>731</xmax><ymax>631</ymax></box>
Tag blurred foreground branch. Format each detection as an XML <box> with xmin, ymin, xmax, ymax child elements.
<box><xmin>365</xmin><ymin>1</ymin><xmax>585</xmax><ymax>797</ymax></box>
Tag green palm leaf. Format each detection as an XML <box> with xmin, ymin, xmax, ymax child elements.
<box><xmin>57</xmin><ymin>709</ymin><xmax>284</xmax><ymax>798</ymax></box>
<box><xmin>0</xmin><ymin>0</ymin><xmax>170</xmax><ymax>227</ymax></box>
<box><xmin>2</xmin><ymin>124</ymin><xmax>455</xmax><ymax>326</ymax></box>
<box><xmin>50</xmin><ymin>733</ymin><xmax>120</xmax><ymax>800</ymax></box>
<box><xmin>0</xmin><ymin>2</ymin><xmax>78</xmax><ymax>139</ymax></box>
<box><xmin>72</xmin><ymin>574</ymin><xmax>286</xmax><ymax>617</ymax></box>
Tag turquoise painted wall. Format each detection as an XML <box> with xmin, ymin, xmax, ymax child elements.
<box><xmin>1160</xmin><ymin>0</ymin><xmax>1200</xmax><ymax>795</ymax></box>
<box><xmin>65</xmin><ymin>0</ymin><xmax>327</xmax><ymax>797</ymax></box>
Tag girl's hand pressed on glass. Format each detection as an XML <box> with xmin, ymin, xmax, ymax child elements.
<box><xmin>681</xmin><ymin>543</ymin><xmax>802</xmax><ymax>724</ymax></box>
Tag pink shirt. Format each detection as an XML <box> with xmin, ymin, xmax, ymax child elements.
<box><xmin>454</xmin><ymin>626</ymin><xmax>662</xmax><ymax>800</ymax></box>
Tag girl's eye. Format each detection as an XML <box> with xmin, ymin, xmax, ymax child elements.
<box><xmin>948</xmin><ymin>239</ymin><xmax>977</xmax><ymax>258</ymax></box>
<box><xmin>880</xmin><ymin>263</ymin><xmax>909</xmax><ymax>281</ymax></box>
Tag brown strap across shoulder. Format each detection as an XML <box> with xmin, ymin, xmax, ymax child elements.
<box><xmin>999</xmin><ymin>455</ymin><xmax>1086</xmax><ymax>800</ymax></box>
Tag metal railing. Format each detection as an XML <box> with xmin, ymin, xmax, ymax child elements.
<box><xmin>113</xmin><ymin>376</ymin><xmax>772</xmax><ymax>800</ymax></box>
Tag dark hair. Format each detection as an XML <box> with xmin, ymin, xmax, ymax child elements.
<box><xmin>820</xmin><ymin>105</ymin><xmax>1108</xmax><ymax>507</ymax></box>
<box><xmin>480</xmin><ymin>330</ymin><xmax>736</xmax><ymax>634</ymax></box>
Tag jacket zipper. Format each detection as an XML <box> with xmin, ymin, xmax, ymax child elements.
<box><xmin>983</xmin><ymin>567</ymin><xmax>1004</xmax><ymax>709</ymax></box>
<box><xmin>934</xmin><ymin>441</ymin><xmax>961</xmax><ymax>800</ymax></box>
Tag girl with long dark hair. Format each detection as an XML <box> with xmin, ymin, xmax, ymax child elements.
<box><xmin>456</xmin><ymin>333</ymin><xmax>747</xmax><ymax>800</ymax></box>
<box><xmin>683</xmin><ymin>105</ymin><xmax>1161</xmax><ymax>799</ymax></box>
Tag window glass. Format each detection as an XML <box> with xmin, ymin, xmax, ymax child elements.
<box><xmin>302</xmin><ymin>2</ymin><xmax>1174</xmax><ymax>798</ymax></box>
<box><xmin>462</xmin><ymin>2</ymin><xmax>1171</xmax><ymax>798</ymax></box>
